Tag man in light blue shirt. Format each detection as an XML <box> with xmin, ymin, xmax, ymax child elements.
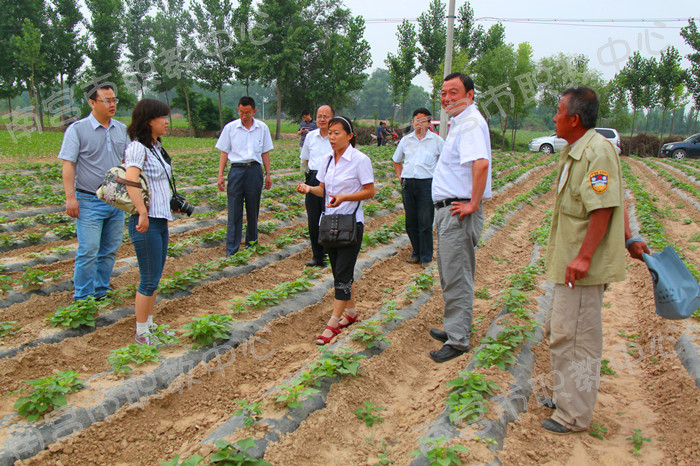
<box><xmin>216</xmin><ymin>96</ymin><xmax>274</xmax><ymax>255</ymax></box>
<box><xmin>58</xmin><ymin>83</ymin><xmax>128</xmax><ymax>301</ymax></box>
<box><xmin>393</xmin><ymin>107</ymin><xmax>444</xmax><ymax>266</ymax></box>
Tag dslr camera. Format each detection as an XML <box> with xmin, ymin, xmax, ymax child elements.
<box><xmin>171</xmin><ymin>194</ymin><xmax>194</xmax><ymax>216</ymax></box>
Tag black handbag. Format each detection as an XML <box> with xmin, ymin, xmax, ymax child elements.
<box><xmin>318</xmin><ymin>157</ymin><xmax>360</xmax><ymax>248</ymax></box>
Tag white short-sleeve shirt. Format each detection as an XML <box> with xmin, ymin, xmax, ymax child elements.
<box><xmin>300</xmin><ymin>129</ymin><xmax>332</xmax><ymax>171</ymax></box>
<box><xmin>432</xmin><ymin>103</ymin><xmax>492</xmax><ymax>202</ymax></box>
<box><xmin>215</xmin><ymin>118</ymin><xmax>274</xmax><ymax>164</ymax></box>
<box><xmin>392</xmin><ymin>130</ymin><xmax>444</xmax><ymax>179</ymax></box>
<box><xmin>316</xmin><ymin>145</ymin><xmax>374</xmax><ymax>224</ymax></box>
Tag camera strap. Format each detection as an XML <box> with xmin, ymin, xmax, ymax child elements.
<box><xmin>148</xmin><ymin>146</ymin><xmax>178</xmax><ymax>196</ymax></box>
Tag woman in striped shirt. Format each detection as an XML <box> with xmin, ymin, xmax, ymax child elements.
<box><xmin>125</xmin><ymin>99</ymin><xmax>178</xmax><ymax>345</ymax></box>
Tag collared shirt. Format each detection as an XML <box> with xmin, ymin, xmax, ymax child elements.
<box><xmin>300</xmin><ymin>129</ymin><xmax>332</xmax><ymax>171</ymax></box>
<box><xmin>298</xmin><ymin>119</ymin><xmax>318</xmax><ymax>147</ymax></box>
<box><xmin>432</xmin><ymin>103</ymin><xmax>492</xmax><ymax>202</ymax></box>
<box><xmin>377</xmin><ymin>126</ymin><xmax>387</xmax><ymax>138</ymax></box>
<box><xmin>546</xmin><ymin>128</ymin><xmax>625</xmax><ymax>285</ymax></box>
<box><xmin>316</xmin><ymin>145</ymin><xmax>374</xmax><ymax>224</ymax></box>
<box><xmin>392</xmin><ymin>130</ymin><xmax>444</xmax><ymax>179</ymax></box>
<box><xmin>57</xmin><ymin>113</ymin><xmax>128</xmax><ymax>193</ymax></box>
<box><xmin>215</xmin><ymin>118</ymin><xmax>274</xmax><ymax>164</ymax></box>
<box><xmin>124</xmin><ymin>140</ymin><xmax>173</xmax><ymax>220</ymax></box>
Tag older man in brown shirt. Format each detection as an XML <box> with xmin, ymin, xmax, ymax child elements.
<box><xmin>542</xmin><ymin>87</ymin><xmax>648</xmax><ymax>434</ymax></box>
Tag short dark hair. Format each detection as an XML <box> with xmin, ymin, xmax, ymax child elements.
<box><xmin>328</xmin><ymin>116</ymin><xmax>356</xmax><ymax>147</ymax></box>
<box><xmin>412</xmin><ymin>107</ymin><xmax>431</xmax><ymax>118</ymax></box>
<box><xmin>85</xmin><ymin>83</ymin><xmax>114</xmax><ymax>102</ymax></box>
<box><xmin>238</xmin><ymin>96</ymin><xmax>256</xmax><ymax>109</ymax></box>
<box><xmin>562</xmin><ymin>87</ymin><xmax>599</xmax><ymax>129</ymax></box>
<box><xmin>301</xmin><ymin>109</ymin><xmax>310</xmax><ymax>117</ymax></box>
<box><xmin>444</xmin><ymin>72</ymin><xmax>475</xmax><ymax>93</ymax></box>
<box><xmin>127</xmin><ymin>99</ymin><xmax>170</xmax><ymax>147</ymax></box>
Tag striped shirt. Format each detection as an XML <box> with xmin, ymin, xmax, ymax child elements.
<box><xmin>124</xmin><ymin>140</ymin><xmax>173</xmax><ymax>220</ymax></box>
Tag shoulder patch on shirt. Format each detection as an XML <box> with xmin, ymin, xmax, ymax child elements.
<box><xmin>589</xmin><ymin>170</ymin><xmax>609</xmax><ymax>193</ymax></box>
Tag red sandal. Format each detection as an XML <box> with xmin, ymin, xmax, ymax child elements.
<box><xmin>338</xmin><ymin>313</ymin><xmax>358</xmax><ymax>329</ymax></box>
<box><xmin>316</xmin><ymin>324</ymin><xmax>341</xmax><ymax>345</ymax></box>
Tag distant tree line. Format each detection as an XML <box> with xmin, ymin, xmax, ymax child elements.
<box><xmin>1</xmin><ymin>0</ymin><xmax>372</xmax><ymax>139</ymax></box>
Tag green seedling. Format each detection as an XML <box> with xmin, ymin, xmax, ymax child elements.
<box><xmin>182</xmin><ymin>314</ymin><xmax>234</xmax><ymax>348</ymax></box>
<box><xmin>18</xmin><ymin>267</ymin><xmax>61</xmax><ymax>289</ymax></box>
<box><xmin>233</xmin><ymin>399</ymin><xmax>263</xmax><ymax>427</ymax></box>
<box><xmin>475</xmin><ymin>286</ymin><xmax>491</xmax><ymax>299</ymax></box>
<box><xmin>355</xmin><ymin>401</ymin><xmax>384</xmax><ymax>427</ymax></box>
<box><xmin>13</xmin><ymin>370</ymin><xmax>84</xmax><ymax>421</ymax></box>
<box><xmin>627</xmin><ymin>429</ymin><xmax>650</xmax><ymax>456</ymax></box>
<box><xmin>409</xmin><ymin>437</ymin><xmax>469</xmax><ymax>466</ymax></box>
<box><xmin>0</xmin><ymin>274</ymin><xmax>12</xmax><ymax>293</ymax></box>
<box><xmin>275</xmin><ymin>382</ymin><xmax>319</xmax><ymax>409</ymax></box>
<box><xmin>446</xmin><ymin>370</ymin><xmax>498</xmax><ymax>423</ymax></box>
<box><xmin>108</xmin><ymin>344</ymin><xmax>161</xmax><ymax>374</ymax></box>
<box><xmin>0</xmin><ymin>320</ymin><xmax>21</xmax><ymax>340</ymax></box>
<box><xmin>351</xmin><ymin>320</ymin><xmax>390</xmax><ymax>348</ymax></box>
<box><xmin>208</xmin><ymin>438</ymin><xmax>271</xmax><ymax>465</ymax></box>
<box><xmin>600</xmin><ymin>359</ymin><xmax>616</xmax><ymax>375</ymax></box>
<box><xmin>373</xmin><ymin>440</ymin><xmax>394</xmax><ymax>465</ymax></box>
<box><xmin>47</xmin><ymin>297</ymin><xmax>100</xmax><ymax>328</ymax></box>
<box><xmin>589</xmin><ymin>423</ymin><xmax>607</xmax><ymax>440</ymax></box>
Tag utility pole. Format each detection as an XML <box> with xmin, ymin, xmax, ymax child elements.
<box><xmin>439</xmin><ymin>0</ymin><xmax>456</xmax><ymax>139</ymax></box>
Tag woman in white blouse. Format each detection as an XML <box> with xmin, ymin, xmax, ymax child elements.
<box><xmin>296</xmin><ymin>116</ymin><xmax>375</xmax><ymax>345</ymax></box>
<box><xmin>125</xmin><ymin>99</ymin><xmax>178</xmax><ymax>345</ymax></box>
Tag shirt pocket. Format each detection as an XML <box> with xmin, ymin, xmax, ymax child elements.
<box><xmin>560</xmin><ymin>185</ymin><xmax>587</xmax><ymax>219</ymax></box>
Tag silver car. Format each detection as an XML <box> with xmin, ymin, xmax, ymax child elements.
<box><xmin>528</xmin><ymin>128</ymin><xmax>621</xmax><ymax>155</ymax></box>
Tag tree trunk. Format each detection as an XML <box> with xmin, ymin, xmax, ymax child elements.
<box><xmin>183</xmin><ymin>85</ymin><xmax>194</xmax><ymax>137</ymax></box>
<box><xmin>36</xmin><ymin>87</ymin><xmax>44</xmax><ymax>132</ymax></box>
<box><xmin>7</xmin><ymin>97</ymin><xmax>12</xmax><ymax>131</ymax></box>
<box><xmin>511</xmin><ymin>114</ymin><xmax>518</xmax><ymax>152</ymax></box>
<box><xmin>275</xmin><ymin>83</ymin><xmax>282</xmax><ymax>140</ymax></box>
<box><xmin>630</xmin><ymin>108</ymin><xmax>637</xmax><ymax>139</ymax></box>
<box><xmin>645</xmin><ymin>109</ymin><xmax>650</xmax><ymax>134</ymax></box>
<box><xmin>59</xmin><ymin>74</ymin><xmax>65</xmax><ymax>125</ymax></box>
<box><xmin>164</xmin><ymin>92</ymin><xmax>173</xmax><ymax>136</ymax></box>
<box><xmin>218</xmin><ymin>88</ymin><xmax>223</xmax><ymax>131</ymax></box>
<box><xmin>501</xmin><ymin>113</ymin><xmax>508</xmax><ymax>152</ymax></box>
<box><xmin>245</xmin><ymin>80</ymin><xmax>250</xmax><ymax>97</ymax></box>
<box><xmin>669</xmin><ymin>108</ymin><xmax>676</xmax><ymax>136</ymax></box>
<box><xmin>660</xmin><ymin>107</ymin><xmax>666</xmax><ymax>143</ymax></box>
<box><xmin>401</xmin><ymin>96</ymin><xmax>406</xmax><ymax>123</ymax></box>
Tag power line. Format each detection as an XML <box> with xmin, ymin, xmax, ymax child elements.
<box><xmin>364</xmin><ymin>17</ymin><xmax>690</xmax><ymax>29</ymax></box>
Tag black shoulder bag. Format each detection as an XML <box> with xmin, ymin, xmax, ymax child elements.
<box><xmin>318</xmin><ymin>157</ymin><xmax>360</xmax><ymax>248</ymax></box>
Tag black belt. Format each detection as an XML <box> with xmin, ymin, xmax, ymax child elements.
<box><xmin>230</xmin><ymin>161</ymin><xmax>259</xmax><ymax>168</ymax></box>
<box><xmin>76</xmin><ymin>188</ymin><xmax>95</xmax><ymax>195</ymax></box>
<box><xmin>434</xmin><ymin>198</ymin><xmax>470</xmax><ymax>209</ymax></box>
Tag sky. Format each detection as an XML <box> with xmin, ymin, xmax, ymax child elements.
<box><xmin>348</xmin><ymin>0</ymin><xmax>697</xmax><ymax>91</ymax></box>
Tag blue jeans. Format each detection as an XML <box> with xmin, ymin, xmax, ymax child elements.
<box><xmin>128</xmin><ymin>215</ymin><xmax>169</xmax><ymax>296</ymax></box>
<box><xmin>402</xmin><ymin>178</ymin><xmax>434</xmax><ymax>263</ymax></box>
<box><xmin>74</xmin><ymin>192</ymin><xmax>125</xmax><ymax>300</ymax></box>
<box><xmin>226</xmin><ymin>164</ymin><xmax>263</xmax><ymax>255</ymax></box>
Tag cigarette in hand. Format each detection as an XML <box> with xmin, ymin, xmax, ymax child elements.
<box><xmin>567</xmin><ymin>282</ymin><xmax>573</xmax><ymax>288</ymax></box>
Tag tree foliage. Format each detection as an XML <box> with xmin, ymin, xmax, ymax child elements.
<box><xmin>385</xmin><ymin>20</ymin><xmax>419</xmax><ymax>122</ymax></box>
<box><xmin>123</xmin><ymin>0</ymin><xmax>152</xmax><ymax>99</ymax></box>
<box><xmin>656</xmin><ymin>46</ymin><xmax>687</xmax><ymax>139</ymax></box>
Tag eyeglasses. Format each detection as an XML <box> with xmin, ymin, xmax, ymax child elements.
<box><xmin>98</xmin><ymin>98</ymin><xmax>119</xmax><ymax>105</ymax></box>
<box><xmin>239</xmin><ymin>111</ymin><xmax>254</xmax><ymax>116</ymax></box>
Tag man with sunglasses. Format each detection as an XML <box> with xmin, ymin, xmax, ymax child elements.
<box><xmin>59</xmin><ymin>83</ymin><xmax>128</xmax><ymax>301</ymax></box>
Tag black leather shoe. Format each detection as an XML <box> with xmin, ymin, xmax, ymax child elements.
<box><xmin>305</xmin><ymin>258</ymin><xmax>326</xmax><ymax>267</ymax></box>
<box><xmin>538</xmin><ymin>397</ymin><xmax>556</xmax><ymax>409</ymax></box>
<box><xmin>541</xmin><ymin>418</ymin><xmax>572</xmax><ymax>435</ymax></box>
<box><xmin>429</xmin><ymin>344</ymin><xmax>467</xmax><ymax>363</ymax></box>
<box><xmin>429</xmin><ymin>328</ymin><xmax>448</xmax><ymax>343</ymax></box>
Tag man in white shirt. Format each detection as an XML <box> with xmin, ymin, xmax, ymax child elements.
<box><xmin>300</xmin><ymin>104</ymin><xmax>334</xmax><ymax>267</ymax></box>
<box><xmin>393</xmin><ymin>107</ymin><xmax>444</xmax><ymax>266</ymax></box>
<box><xmin>429</xmin><ymin>73</ymin><xmax>492</xmax><ymax>363</ymax></box>
<box><xmin>216</xmin><ymin>96</ymin><xmax>274</xmax><ymax>256</ymax></box>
